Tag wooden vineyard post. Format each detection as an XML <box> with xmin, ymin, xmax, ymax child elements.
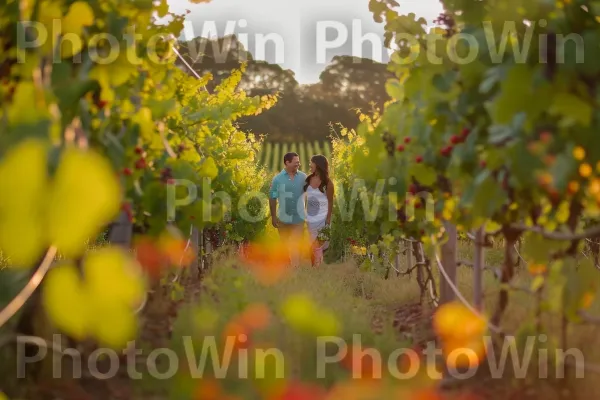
<box><xmin>404</xmin><ymin>240</ymin><xmax>411</xmax><ymax>277</ymax></box>
<box><xmin>107</xmin><ymin>209</ymin><xmax>133</xmax><ymax>249</ymax></box>
<box><xmin>190</xmin><ymin>227</ymin><xmax>200</xmax><ymax>280</ymax></box>
<box><xmin>473</xmin><ymin>227</ymin><xmax>485</xmax><ymax>311</ymax></box>
<box><xmin>202</xmin><ymin>229</ymin><xmax>212</xmax><ymax>270</ymax></box>
<box><xmin>394</xmin><ymin>241</ymin><xmax>402</xmax><ymax>277</ymax></box>
<box><xmin>199</xmin><ymin>229</ymin><xmax>205</xmax><ymax>271</ymax></box>
<box><xmin>439</xmin><ymin>221</ymin><xmax>457</xmax><ymax>305</ymax></box>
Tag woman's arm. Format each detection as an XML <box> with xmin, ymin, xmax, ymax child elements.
<box><xmin>326</xmin><ymin>180</ymin><xmax>334</xmax><ymax>225</ymax></box>
<box><xmin>304</xmin><ymin>191</ymin><xmax>308</xmax><ymax>221</ymax></box>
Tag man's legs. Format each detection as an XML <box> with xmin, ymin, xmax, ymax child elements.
<box><xmin>278</xmin><ymin>223</ymin><xmax>303</xmax><ymax>267</ymax></box>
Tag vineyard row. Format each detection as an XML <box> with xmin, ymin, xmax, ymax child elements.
<box><xmin>257</xmin><ymin>141</ymin><xmax>332</xmax><ymax>173</ymax></box>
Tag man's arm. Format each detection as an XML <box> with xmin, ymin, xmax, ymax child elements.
<box><xmin>269</xmin><ymin>198</ymin><xmax>278</xmax><ymax>227</ymax></box>
<box><xmin>269</xmin><ymin>179</ymin><xmax>279</xmax><ymax>228</ymax></box>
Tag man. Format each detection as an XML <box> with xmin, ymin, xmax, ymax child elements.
<box><xmin>269</xmin><ymin>152</ymin><xmax>307</xmax><ymax>267</ymax></box>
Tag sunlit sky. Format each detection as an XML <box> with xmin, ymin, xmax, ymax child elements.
<box><xmin>167</xmin><ymin>0</ymin><xmax>444</xmax><ymax>84</ymax></box>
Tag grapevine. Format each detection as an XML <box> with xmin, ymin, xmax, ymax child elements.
<box><xmin>0</xmin><ymin>0</ymin><xmax>275</xmax><ymax>365</ymax></box>
<box><xmin>358</xmin><ymin>0</ymin><xmax>600</xmax><ymax>374</ymax></box>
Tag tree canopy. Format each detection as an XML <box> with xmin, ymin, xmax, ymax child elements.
<box><xmin>175</xmin><ymin>35</ymin><xmax>393</xmax><ymax>142</ymax></box>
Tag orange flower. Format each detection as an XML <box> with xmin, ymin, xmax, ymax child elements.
<box><xmin>589</xmin><ymin>178</ymin><xmax>600</xmax><ymax>195</ymax></box>
<box><xmin>273</xmin><ymin>381</ymin><xmax>328</xmax><ymax>400</ymax></box>
<box><xmin>238</xmin><ymin>302</ymin><xmax>271</xmax><ymax>330</ymax></box>
<box><xmin>579</xmin><ymin>163</ymin><xmax>592</xmax><ymax>178</ymax></box>
<box><xmin>159</xmin><ymin>233</ymin><xmax>195</xmax><ymax>266</ymax></box>
<box><xmin>395</xmin><ymin>345</ymin><xmax>422</xmax><ymax>376</ymax></box>
<box><xmin>408</xmin><ymin>388</ymin><xmax>446</xmax><ymax>400</ymax></box>
<box><xmin>433</xmin><ymin>302</ymin><xmax>488</xmax><ymax>369</ymax></box>
<box><xmin>441</xmin><ymin>337</ymin><xmax>488</xmax><ymax>369</ymax></box>
<box><xmin>133</xmin><ymin>231</ymin><xmax>196</xmax><ymax>279</ymax></box>
<box><xmin>133</xmin><ymin>236</ymin><xmax>165</xmax><ymax>279</ymax></box>
<box><xmin>221</xmin><ymin>303</ymin><xmax>272</xmax><ymax>357</ymax></box>
<box><xmin>222</xmin><ymin>319</ymin><xmax>251</xmax><ymax>352</ymax></box>
<box><xmin>240</xmin><ymin>241</ymin><xmax>292</xmax><ymax>285</ymax></box>
<box><xmin>339</xmin><ymin>343</ymin><xmax>383</xmax><ymax>380</ymax></box>
<box><xmin>567</xmin><ymin>180</ymin><xmax>580</xmax><ymax>195</ymax></box>
<box><xmin>527</xmin><ymin>263</ymin><xmax>546</xmax><ymax>276</ymax></box>
<box><xmin>433</xmin><ymin>302</ymin><xmax>487</xmax><ymax>341</ymax></box>
<box><xmin>581</xmin><ymin>291</ymin><xmax>595</xmax><ymax>310</ymax></box>
<box><xmin>193</xmin><ymin>378</ymin><xmax>222</xmax><ymax>400</ymax></box>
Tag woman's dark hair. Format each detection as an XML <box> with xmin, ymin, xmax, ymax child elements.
<box><xmin>304</xmin><ymin>155</ymin><xmax>329</xmax><ymax>193</ymax></box>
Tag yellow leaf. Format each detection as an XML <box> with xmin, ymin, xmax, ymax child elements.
<box><xmin>88</xmin><ymin>66</ymin><xmax>115</xmax><ymax>102</ymax></box>
<box><xmin>6</xmin><ymin>82</ymin><xmax>46</xmax><ymax>125</ymax></box>
<box><xmin>47</xmin><ymin>148</ymin><xmax>121</xmax><ymax>258</ymax></box>
<box><xmin>132</xmin><ymin>107</ymin><xmax>154</xmax><ymax>140</ymax></box>
<box><xmin>313</xmin><ymin>310</ymin><xmax>341</xmax><ymax>336</ymax></box>
<box><xmin>89</xmin><ymin>52</ymin><xmax>136</xmax><ymax>95</ymax></box>
<box><xmin>107</xmin><ymin>52</ymin><xmax>137</xmax><ymax>87</ymax></box>
<box><xmin>62</xmin><ymin>1</ymin><xmax>95</xmax><ymax>34</ymax></box>
<box><xmin>88</xmin><ymin>297</ymin><xmax>137</xmax><ymax>349</ymax></box>
<box><xmin>0</xmin><ymin>215</ymin><xmax>46</xmax><ymax>268</ymax></box>
<box><xmin>281</xmin><ymin>293</ymin><xmax>316</xmax><ymax>332</ymax></box>
<box><xmin>58</xmin><ymin>0</ymin><xmax>96</xmax><ymax>58</ymax></box>
<box><xmin>43</xmin><ymin>264</ymin><xmax>90</xmax><ymax>340</ymax></box>
<box><xmin>38</xmin><ymin>1</ymin><xmax>63</xmax><ymax>54</ymax></box>
<box><xmin>83</xmin><ymin>247</ymin><xmax>145</xmax><ymax>306</ymax></box>
<box><xmin>0</xmin><ymin>139</ymin><xmax>48</xmax><ymax>214</ymax></box>
<box><xmin>198</xmin><ymin>157</ymin><xmax>218</xmax><ymax>179</ymax></box>
<box><xmin>0</xmin><ymin>139</ymin><xmax>48</xmax><ymax>266</ymax></box>
<box><xmin>39</xmin><ymin>1</ymin><xmax>63</xmax><ymax>27</ymax></box>
<box><xmin>60</xmin><ymin>36</ymin><xmax>84</xmax><ymax>59</ymax></box>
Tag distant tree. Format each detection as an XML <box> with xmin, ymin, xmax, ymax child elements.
<box><xmin>174</xmin><ymin>37</ymin><xmax>391</xmax><ymax>143</ymax></box>
<box><xmin>314</xmin><ymin>55</ymin><xmax>393</xmax><ymax>110</ymax></box>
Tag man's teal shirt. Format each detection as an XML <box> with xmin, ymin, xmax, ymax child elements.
<box><xmin>269</xmin><ymin>169</ymin><xmax>307</xmax><ymax>225</ymax></box>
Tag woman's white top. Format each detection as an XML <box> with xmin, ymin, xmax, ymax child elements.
<box><xmin>306</xmin><ymin>185</ymin><xmax>328</xmax><ymax>228</ymax></box>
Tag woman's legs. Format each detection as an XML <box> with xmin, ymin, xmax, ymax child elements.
<box><xmin>307</xmin><ymin>219</ymin><xmax>325</xmax><ymax>266</ymax></box>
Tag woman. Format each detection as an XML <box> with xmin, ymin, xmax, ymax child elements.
<box><xmin>304</xmin><ymin>155</ymin><xmax>334</xmax><ymax>267</ymax></box>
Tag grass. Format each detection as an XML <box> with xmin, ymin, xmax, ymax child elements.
<box><xmin>166</xmin><ymin>236</ymin><xmax>600</xmax><ymax>399</ymax></box>
<box><xmin>2</xmin><ymin>223</ymin><xmax>600</xmax><ymax>399</ymax></box>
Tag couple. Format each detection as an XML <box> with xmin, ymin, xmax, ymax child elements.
<box><xmin>268</xmin><ymin>152</ymin><xmax>334</xmax><ymax>267</ymax></box>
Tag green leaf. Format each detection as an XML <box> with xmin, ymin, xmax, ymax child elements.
<box><xmin>488</xmin><ymin>124</ymin><xmax>513</xmax><ymax>145</ymax></box>
<box><xmin>549</xmin><ymin>92</ymin><xmax>592</xmax><ymax>127</ymax></box>
<box><xmin>509</xmin><ymin>141</ymin><xmax>544</xmax><ymax>189</ymax></box>
<box><xmin>432</xmin><ymin>72</ymin><xmax>455</xmax><ymax>93</ymax></box>
<box><xmin>408</xmin><ymin>163</ymin><xmax>436</xmax><ymax>186</ymax></box>
<box><xmin>575</xmin><ymin>31</ymin><xmax>600</xmax><ymax>77</ymax></box>
<box><xmin>471</xmin><ymin>171</ymin><xmax>507</xmax><ymax>219</ymax></box>
<box><xmin>521</xmin><ymin>232</ymin><xmax>559</xmax><ymax>263</ymax></box>
<box><xmin>479</xmin><ymin>66</ymin><xmax>501</xmax><ymax>94</ymax></box>
<box><xmin>385</xmin><ymin>79</ymin><xmax>404</xmax><ymax>100</ymax></box>
<box><xmin>166</xmin><ymin>159</ymin><xmax>201</xmax><ymax>185</ymax></box>
<box><xmin>487</xmin><ymin>64</ymin><xmax>551</xmax><ymax>127</ymax></box>
<box><xmin>147</xmin><ymin>98</ymin><xmax>176</xmax><ymax>119</ymax></box>
<box><xmin>546</xmin><ymin>260</ymin><xmax>566</xmax><ymax>313</ymax></box>
<box><xmin>550</xmin><ymin>153</ymin><xmax>576</xmax><ymax>192</ymax></box>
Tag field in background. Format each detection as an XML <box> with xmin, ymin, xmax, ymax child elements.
<box><xmin>258</xmin><ymin>141</ymin><xmax>332</xmax><ymax>173</ymax></box>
